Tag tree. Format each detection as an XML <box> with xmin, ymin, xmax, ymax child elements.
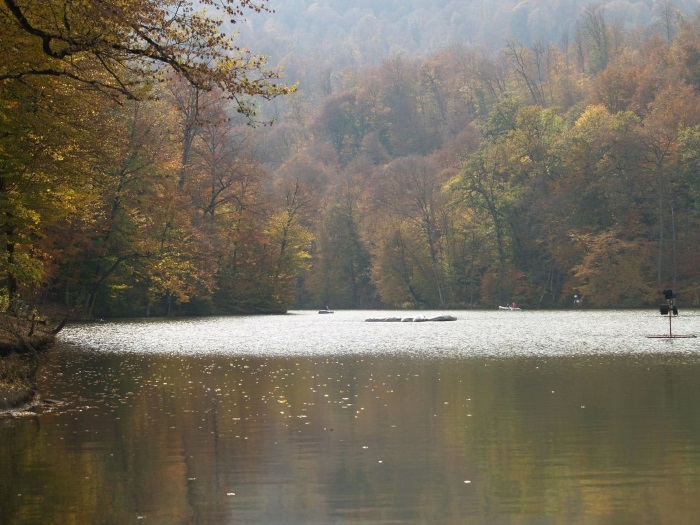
<box><xmin>654</xmin><ymin>0</ymin><xmax>682</xmax><ymax>44</ymax></box>
<box><xmin>580</xmin><ymin>4</ymin><xmax>610</xmax><ymax>74</ymax></box>
<box><xmin>592</xmin><ymin>53</ymin><xmax>639</xmax><ymax>114</ymax></box>
<box><xmin>305</xmin><ymin>169</ymin><xmax>375</xmax><ymax>308</ymax></box>
<box><xmin>368</xmin><ymin>156</ymin><xmax>452</xmax><ymax>307</ymax></box>
<box><xmin>0</xmin><ymin>71</ymin><xmax>107</xmax><ymax>315</ymax></box>
<box><xmin>448</xmin><ymin>148</ymin><xmax>506</xmax><ymax>303</ymax></box>
<box><xmin>499</xmin><ymin>105</ymin><xmax>567</xmax><ymax>306</ymax></box>
<box><xmin>640</xmin><ymin>84</ymin><xmax>700</xmax><ymax>286</ymax></box>
<box><xmin>1</xmin><ymin>0</ymin><xmax>294</xmax><ymax>111</ymax></box>
<box><xmin>263</xmin><ymin>178</ymin><xmax>313</xmax><ymax>311</ymax></box>
<box><xmin>505</xmin><ymin>40</ymin><xmax>547</xmax><ymax>106</ymax></box>
<box><xmin>571</xmin><ymin>229</ymin><xmax>655</xmax><ymax>307</ymax></box>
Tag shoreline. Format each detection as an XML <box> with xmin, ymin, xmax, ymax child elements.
<box><xmin>0</xmin><ymin>386</ymin><xmax>39</xmax><ymax>414</ymax></box>
<box><xmin>0</xmin><ymin>322</ymin><xmax>56</xmax><ymax>414</ymax></box>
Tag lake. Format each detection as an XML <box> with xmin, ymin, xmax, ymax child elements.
<box><xmin>2</xmin><ymin>309</ymin><xmax>700</xmax><ymax>524</ymax></box>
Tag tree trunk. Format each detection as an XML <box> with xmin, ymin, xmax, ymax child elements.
<box><xmin>1</xmin><ymin>174</ymin><xmax>19</xmax><ymax>313</ymax></box>
<box><xmin>657</xmin><ymin>162</ymin><xmax>665</xmax><ymax>284</ymax></box>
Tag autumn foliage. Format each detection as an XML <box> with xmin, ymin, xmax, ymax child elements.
<box><xmin>1</xmin><ymin>0</ymin><xmax>303</xmax><ymax>317</ymax></box>
<box><xmin>275</xmin><ymin>7</ymin><xmax>700</xmax><ymax>309</ymax></box>
<box><xmin>3</xmin><ymin>0</ymin><xmax>700</xmax><ymax>317</ymax></box>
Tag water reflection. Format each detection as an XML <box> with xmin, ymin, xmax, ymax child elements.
<box><xmin>2</xmin><ymin>310</ymin><xmax>700</xmax><ymax>524</ymax></box>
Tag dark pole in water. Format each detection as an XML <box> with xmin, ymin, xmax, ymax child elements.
<box><xmin>660</xmin><ymin>289</ymin><xmax>675</xmax><ymax>337</ymax></box>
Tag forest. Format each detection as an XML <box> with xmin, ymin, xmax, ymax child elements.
<box><xmin>3</xmin><ymin>0</ymin><xmax>700</xmax><ymax>320</ymax></box>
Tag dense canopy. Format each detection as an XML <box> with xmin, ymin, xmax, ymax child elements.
<box><xmin>2</xmin><ymin>0</ymin><xmax>700</xmax><ymax>320</ymax></box>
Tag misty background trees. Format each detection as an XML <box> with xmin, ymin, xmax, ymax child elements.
<box><xmin>3</xmin><ymin>0</ymin><xmax>700</xmax><ymax>317</ymax></box>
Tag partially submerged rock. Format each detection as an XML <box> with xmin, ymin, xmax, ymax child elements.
<box><xmin>0</xmin><ymin>387</ymin><xmax>38</xmax><ymax>414</ymax></box>
<box><xmin>365</xmin><ymin>314</ymin><xmax>457</xmax><ymax>322</ymax></box>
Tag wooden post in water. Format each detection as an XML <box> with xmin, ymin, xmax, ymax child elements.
<box><xmin>661</xmin><ymin>289</ymin><xmax>674</xmax><ymax>338</ymax></box>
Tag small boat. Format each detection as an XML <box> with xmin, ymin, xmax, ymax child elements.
<box><xmin>498</xmin><ymin>305</ymin><xmax>521</xmax><ymax>311</ymax></box>
<box><xmin>318</xmin><ymin>309</ymin><xmax>334</xmax><ymax>314</ymax></box>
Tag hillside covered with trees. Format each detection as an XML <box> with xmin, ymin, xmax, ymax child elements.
<box><xmin>257</xmin><ymin>0</ymin><xmax>700</xmax><ymax>310</ymax></box>
<box><xmin>3</xmin><ymin>0</ymin><xmax>700</xmax><ymax>320</ymax></box>
<box><xmin>238</xmin><ymin>0</ymin><xmax>700</xmax><ymax>104</ymax></box>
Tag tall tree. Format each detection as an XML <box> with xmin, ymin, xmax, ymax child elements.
<box><xmin>306</xmin><ymin>169</ymin><xmax>374</xmax><ymax>308</ymax></box>
<box><xmin>263</xmin><ymin>178</ymin><xmax>313</xmax><ymax>311</ymax></box>
<box><xmin>580</xmin><ymin>4</ymin><xmax>610</xmax><ymax>74</ymax></box>
<box><xmin>369</xmin><ymin>156</ymin><xmax>452</xmax><ymax>306</ymax></box>
<box><xmin>0</xmin><ymin>72</ymin><xmax>106</xmax><ymax>314</ymax></box>
<box><xmin>505</xmin><ymin>40</ymin><xmax>547</xmax><ymax>106</ymax></box>
<box><xmin>654</xmin><ymin>0</ymin><xmax>682</xmax><ymax>43</ymax></box>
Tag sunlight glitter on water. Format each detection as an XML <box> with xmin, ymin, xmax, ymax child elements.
<box><xmin>56</xmin><ymin>309</ymin><xmax>700</xmax><ymax>358</ymax></box>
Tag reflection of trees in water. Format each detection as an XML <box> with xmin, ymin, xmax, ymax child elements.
<box><xmin>4</xmin><ymin>350</ymin><xmax>700</xmax><ymax>522</ymax></box>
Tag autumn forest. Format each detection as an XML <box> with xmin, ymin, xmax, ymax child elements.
<box><xmin>3</xmin><ymin>0</ymin><xmax>700</xmax><ymax>320</ymax></box>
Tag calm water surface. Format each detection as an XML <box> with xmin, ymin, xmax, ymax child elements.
<box><xmin>2</xmin><ymin>310</ymin><xmax>700</xmax><ymax>524</ymax></box>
